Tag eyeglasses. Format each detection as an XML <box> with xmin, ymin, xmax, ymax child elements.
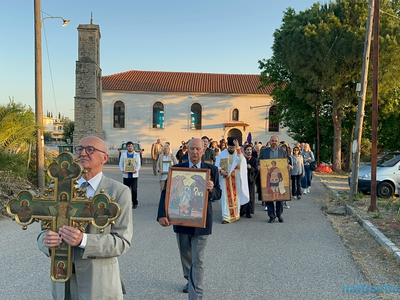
<box><xmin>293</xmin><ymin>149</ymin><xmax>299</xmax><ymax>151</ymax></box>
<box><xmin>75</xmin><ymin>145</ymin><xmax>106</xmax><ymax>155</ymax></box>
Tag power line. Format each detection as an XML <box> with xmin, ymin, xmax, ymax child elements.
<box><xmin>41</xmin><ymin>13</ymin><xmax>59</xmax><ymax>118</ymax></box>
<box><xmin>379</xmin><ymin>9</ymin><xmax>400</xmax><ymax>19</ymax></box>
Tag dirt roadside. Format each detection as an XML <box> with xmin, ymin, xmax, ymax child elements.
<box><xmin>316</xmin><ymin>173</ymin><xmax>400</xmax><ymax>299</ymax></box>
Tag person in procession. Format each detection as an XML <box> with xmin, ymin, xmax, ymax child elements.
<box><xmin>289</xmin><ymin>146</ymin><xmax>305</xmax><ymax>200</ymax></box>
<box><xmin>257</xmin><ymin>135</ymin><xmax>287</xmax><ymax>223</ymax></box>
<box><xmin>215</xmin><ymin>137</ymin><xmax>249</xmax><ymax>224</ymax></box>
<box><xmin>157</xmin><ymin>143</ymin><xmax>178</xmax><ymax>191</ymax></box>
<box><xmin>119</xmin><ymin>141</ymin><xmax>141</xmax><ymax>209</ymax></box>
<box><xmin>301</xmin><ymin>143</ymin><xmax>315</xmax><ymax>194</ymax></box>
<box><xmin>157</xmin><ymin>138</ymin><xmax>221</xmax><ymax>300</ymax></box>
<box><xmin>241</xmin><ymin>144</ymin><xmax>258</xmax><ymax>218</ymax></box>
<box><xmin>38</xmin><ymin>136</ymin><xmax>133</xmax><ymax>300</ymax></box>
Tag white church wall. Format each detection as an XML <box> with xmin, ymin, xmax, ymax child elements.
<box><xmin>102</xmin><ymin>91</ymin><xmax>295</xmax><ymax>159</ymax></box>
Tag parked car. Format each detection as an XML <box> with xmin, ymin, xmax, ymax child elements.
<box><xmin>348</xmin><ymin>152</ymin><xmax>400</xmax><ymax>198</ymax></box>
<box><xmin>118</xmin><ymin>142</ymin><xmax>144</xmax><ymax>164</ymax></box>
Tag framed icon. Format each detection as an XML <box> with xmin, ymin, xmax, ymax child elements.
<box><xmin>123</xmin><ymin>158</ymin><xmax>136</xmax><ymax>172</ymax></box>
<box><xmin>259</xmin><ymin>158</ymin><xmax>290</xmax><ymax>202</ymax></box>
<box><xmin>165</xmin><ymin>167</ymin><xmax>210</xmax><ymax>228</ymax></box>
<box><xmin>161</xmin><ymin>160</ymin><xmax>172</xmax><ymax>174</ymax></box>
<box><xmin>219</xmin><ymin>158</ymin><xmax>229</xmax><ymax>171</ymax></box>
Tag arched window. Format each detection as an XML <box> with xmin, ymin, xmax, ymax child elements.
<box><xmin>268</xmin><ymin>105</ymin><xmax>279</xmax><ymax>132</ymax></box>
<box><xmin>113</xmin><ymin>101</ymin><xmax>125</xmax><ymax>128</ymax></box>
<box><xmin>190</xmin><ymin>103</ymin><xmax>202</xmax><ymax>130</ymax></box>
<box><xmin>232</xmin><ymin>108</ymin><xmax>239</xmax><ymax>121</ymax></box>
<box><xmin>152</xmin><ymin>102</ymin><xmax>164</xmax><ymax>129</ymax></box>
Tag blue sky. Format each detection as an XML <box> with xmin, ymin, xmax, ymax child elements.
<box><xmin>0</xmin><ymin>0</ymin><xmax>319</xmax><ymax>120</ymax></box>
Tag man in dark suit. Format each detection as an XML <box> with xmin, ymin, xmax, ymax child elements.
<box><xmin>257</xmin><ymin>135</ymin><xmax>287</xmax><ymax>223</ymax></box>
<box><xmin>157</xmin><ymin>138</ymin><xmax>221</xmax><ymax>300</ymax></box>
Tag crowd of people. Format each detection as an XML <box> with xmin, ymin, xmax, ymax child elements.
<box><xmin>119</xmin><ymin>135</ymin><xmax>315</xmax><ymax>299</ymax></box>
<box><xmin>148</xmin><ymin>136</ymin><xmax>316</xmax><ymax>210</ymax></box>
<box><xmin>37</xmin><ymin>134</ymin><xmax>315</xmax><ymax>300</ymax></box>
<box><xmin>119</xmin><ymin>136</ymin><xmax>316</xmax><ymax>216</ymax></box>
<box><xmin>154</xmin><ymin>135</ymin><xmax>316</xmax><ymax>298</ymax></box>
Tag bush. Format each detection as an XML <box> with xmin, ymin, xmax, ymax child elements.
<box><xmin>0</xmin><ymin>151</ymin><xmax>29</xmax><ymax>177</ymax></box>
<box><xmin>360</xmin><ymin>138</ymin><xmax>372</xmax><ymax>160</ymax></box>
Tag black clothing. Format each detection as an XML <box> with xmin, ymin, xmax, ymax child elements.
<box><xmin>241</xmin><ymin>156</ymin><xmax>258</xmax><ymax>216</ymax></box>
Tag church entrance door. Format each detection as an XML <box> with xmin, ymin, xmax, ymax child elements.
<box><xmin>227</xmin><ymin>128</ymin><xmax>243</xmax><ymax>145</ymax></box>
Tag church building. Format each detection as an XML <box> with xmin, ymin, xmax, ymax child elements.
<box><xmin>74</xmin><ymin>22</ymin><xmax>295</xmax><ymax>159</ymax></box>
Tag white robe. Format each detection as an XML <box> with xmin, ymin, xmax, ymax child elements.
<box><xmin>215</xmin><ymin>149</ymin><xmax>250</xmax><ymax>222</ymax></box>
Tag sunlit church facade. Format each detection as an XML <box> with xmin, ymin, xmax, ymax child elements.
<box><xmin>73</xmin><ymin>22</ymin><xmax>295</xmax><ymax>159</ymax></box>
<box><xmin>101</xmin><ymin>70</ymin><xmax>295</xmax><ymax>158</ymax></box>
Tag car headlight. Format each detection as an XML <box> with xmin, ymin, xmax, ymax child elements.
<box><xmin>360</xmin><ymin>172</ymin><xmax>371</xmax><ymax>179</ymax></box>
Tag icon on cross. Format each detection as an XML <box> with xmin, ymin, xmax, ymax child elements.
<box><xmin>7</xmin><ymin>152</ymin><xmax>120</xmax><ymax>282</ymax></box>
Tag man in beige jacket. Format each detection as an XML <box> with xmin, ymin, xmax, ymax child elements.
<box><xmin>38</xmin><ymin>136</ymin><xmax>133</xmax><ymax>300</ymax></box>
<box><xmin>151</xmin><ymin>138</ymin><xmax>163</xmax><ymax>175</ymax></box>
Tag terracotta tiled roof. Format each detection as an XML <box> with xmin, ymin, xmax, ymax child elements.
<box><xmin>102</xmin><ymin>70</ymin><xmax>272</xmax><ymax>95</ymax></box>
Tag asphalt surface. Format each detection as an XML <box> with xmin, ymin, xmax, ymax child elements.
<box><xmin>0</xmin><ymin>164</ymin><xmax>379</xmax><ymax>300</ymax></box>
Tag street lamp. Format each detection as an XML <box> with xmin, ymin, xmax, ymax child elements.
<box><xmin>34</xmin><ymin>0</ymin><xmax>69</xmax><ymax>189</ymax></box>
<box><xmin>42</xmin><ymin>16</ymin><xmax>70</xmax><ymax>27</ymax></box>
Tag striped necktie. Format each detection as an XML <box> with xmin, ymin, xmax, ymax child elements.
<box><xmin>192</xmin><ymin>165</ymin><xmax>197</xmax><ymax>168</ymax></box>
<box><xmin>80</xmin><ymin>181</ymin><xmax>90</xmax><ymax>189</ymax></box>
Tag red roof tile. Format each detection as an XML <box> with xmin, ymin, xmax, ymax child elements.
<box><xmin>102</xmin><ymin>70</ymin><xmax>273</xmax><ymax>95</ymax></box>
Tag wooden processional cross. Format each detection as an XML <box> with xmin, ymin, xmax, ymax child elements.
<box><xmin>6</xmin><ymin>152</ymin><xmax>120</xmax><ymax>282</ymax></box>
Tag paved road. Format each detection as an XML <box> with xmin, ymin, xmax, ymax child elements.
<box><xmin>0</xmin><ymin>164</ymin><xmax>378</xmax><ymax>299</ymax></box>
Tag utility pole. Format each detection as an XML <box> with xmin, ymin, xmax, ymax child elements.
<box><xmin>34</xmin><ymin>1</ymin><xmax>69</xmax><ymax>189</ymax></box>
<box><xmin>316</xmin><ymin>104</ymin><xmax>320</xmax><ymax>165</ymax></box>
<box><xmin>369</xmin><ymin>0</ymin><xmax>380</xmax><ymax>212</ymax></box>
<box><xmin>34</xmin><ymin>0</ymin><xmax>45</xmax><ymax>189</ymax></box>
<box><xmin>349</xmin><ymin>0</ymin><xmax>374</xmax><ymax>199</ymax></box>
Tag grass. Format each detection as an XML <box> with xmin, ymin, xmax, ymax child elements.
<box><xmin>372</xmin><ymin>211</ymin><xmax>383</xmax><ymax>219</ymax></box>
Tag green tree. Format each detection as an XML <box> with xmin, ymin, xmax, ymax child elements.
<box><xmin>43</xmin><ymin>131</ymin><xmax>53</xmax><ymax>142</ymax></box>
<box><xmin>63</xmin><ymin>119</ymin><xmax>74</xmax><ymax>143</ymax></box>
<box><xmin>259</xmin><ymin>0</ymin><xmax>400</xmax><ymax>170</ymax></box>
<box><xmin>0</xmin><ymin>99</ymin><xmax>38</xmax><ymax>176</ymax></box>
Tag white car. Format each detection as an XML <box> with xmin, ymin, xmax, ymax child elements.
<box><xmin>349</xmin><ymin>152</ymin><xmax>400</xmax><ymax>198</ymax></box>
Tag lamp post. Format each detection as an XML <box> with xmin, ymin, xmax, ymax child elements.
<box><xmin>34</xmin><ymin>0</ymin><xmax>69</xmax><ymax>189</ymax></box>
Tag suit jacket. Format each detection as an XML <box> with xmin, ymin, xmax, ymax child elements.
<box><xmin>178</xmin><ymin>152</ymin><xmax>189</xmax><ymax>163</ymax></box>
<box><xmin>179</xmin><ymin>152</ymin><xmax>215</xmax><ymax>164</ymax></box>
<box><xmin>157</xmin><ymin>161</ymin><xmax>222</xmax><ymax>236</ymax></box>
<box><xmin>38</xmin><ymin>175</ymin><xmax>133</xmax><ymax>300</ymax></box>
<box><xmin>257</xmin><ymin>147</ymin><xmax>287</xmax><ymax>166</ymax></box>
<box><xmin>151</xmin><ymin>143</ymin><xmax>162</xmax><ymax>160</ymax></box>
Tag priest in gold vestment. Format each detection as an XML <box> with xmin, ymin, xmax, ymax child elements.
<box><xmin>215</xmin><ymin>137</ymin><xmax>249</xmax><ymax>224</ymax></box>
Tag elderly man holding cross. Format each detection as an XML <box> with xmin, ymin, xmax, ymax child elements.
<box><xmin>37</xmin><ymin>136</ymin><xmax>133</xmax><ymax>300</ymax></box>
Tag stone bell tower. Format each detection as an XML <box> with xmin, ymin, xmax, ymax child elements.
<box><xmin>73</xmin><ymin>18</ymin><xmax>104</xmax><ymax>146</ymax></box>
